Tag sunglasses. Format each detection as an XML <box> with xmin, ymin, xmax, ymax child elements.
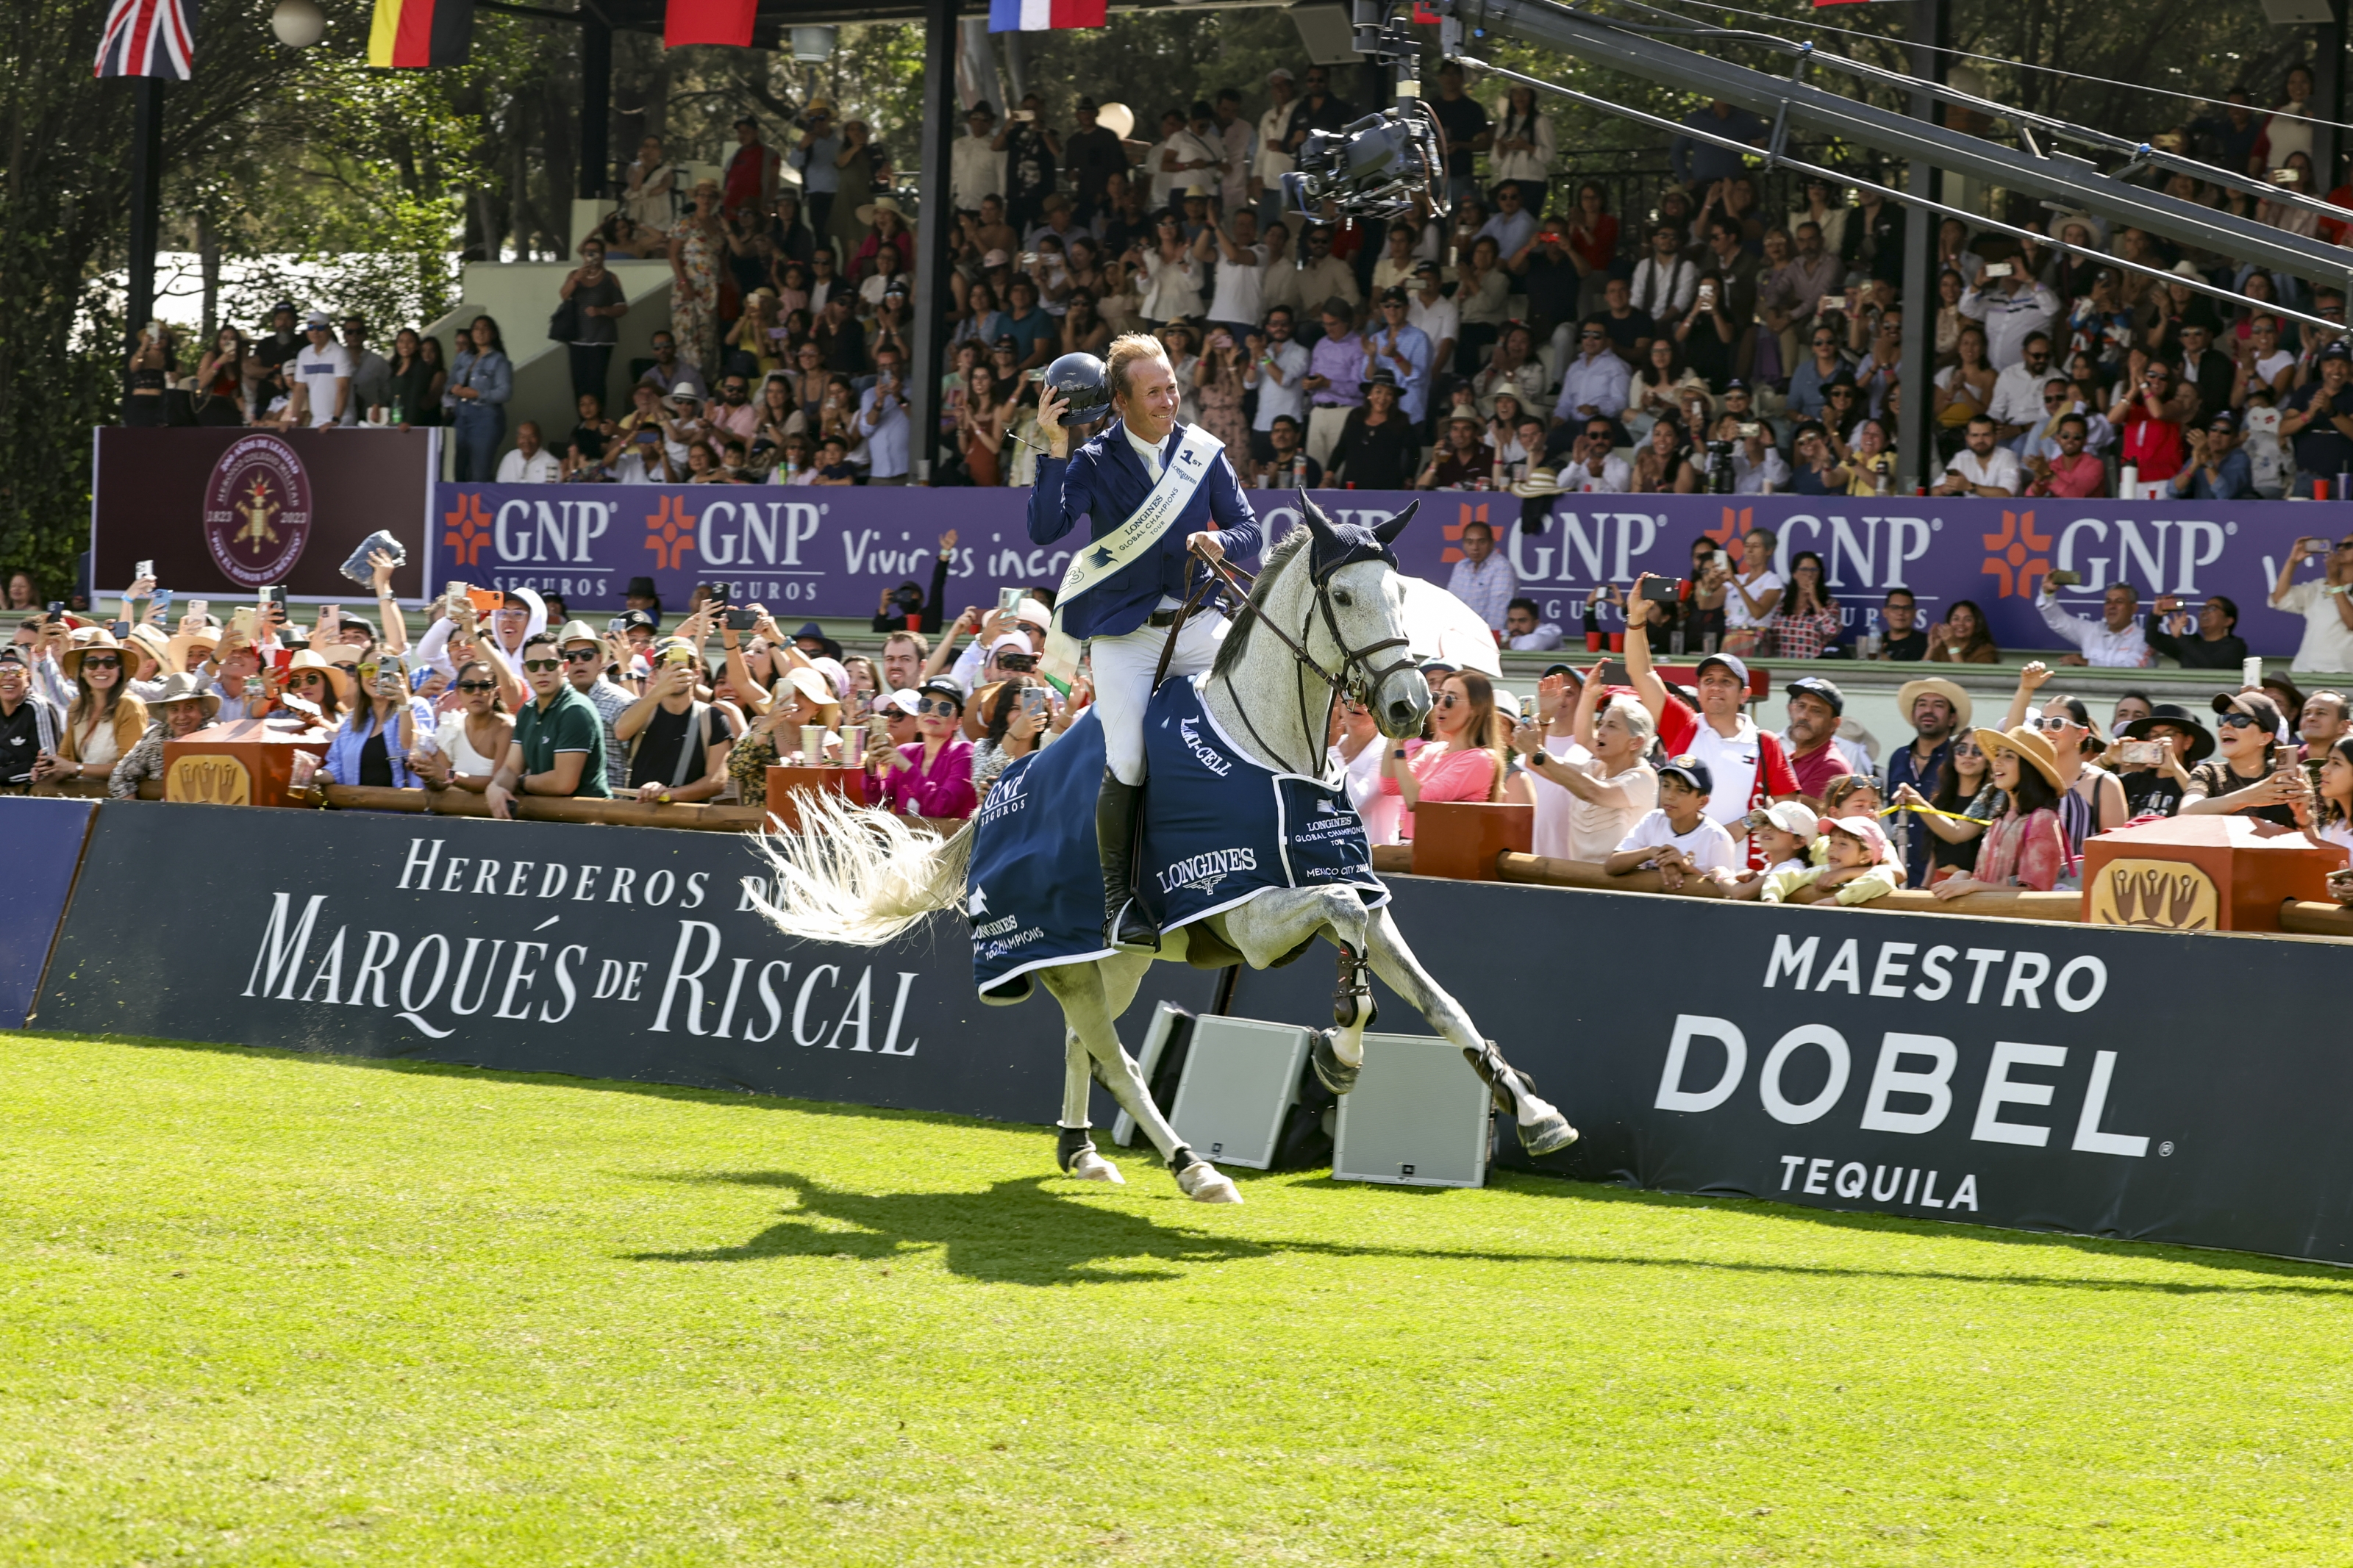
<box><xmin>79</xmin><ymin>655</ymin><xmax>121</xmax><ymax>670</ymax></box>
<box><xmin>1952</xmin><ymin>742</ymin><xmax>1982</xmax><ymax>758</ymax></box>
<box><xmin>563</xmin><ymin>647</ymin><xmax>601</xmax><ymax>662</ymax></box>
<box><xmin>2218</xmin><ymin>712</ymin><xmax>2265</xmax><ymax>729</ymax></box>
<box><xmin>1435</xmin><ymin>692</ymin><xmax>1468</xmax><ymax>708</ymax></box>
<box><xmin>521</xmin><ymin>658</ymin><xmax>561</xmax><ymax>673</ymax></box>
<box><xmin>995</xmin><ymin>654</ymin><xmax>1038</xmax><ymax>671</ymax></box>
<box><xmin>2029</xmin><ymin>714</ymin><xmax>2078</xmax><ymax>731</ymax></box>
<box><xmin>290</xmin><ymin>672</ymin><xmax>325</xmax><ymax>687</ymax></box>
<box><xmin>916</xmin><ymin>697</ymin><xmax>961</xmax><ymax>716</ymax></box>
<box><xmin>456</xmin><ymin>679</ymin><xmax>497</xmax><ymax>692</ymax></box>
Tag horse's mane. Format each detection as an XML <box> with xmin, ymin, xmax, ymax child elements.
<box><xmin>1210</xmin><ymin>524</ymin><xmax>1312</xmax><ymax>683</ymax></box>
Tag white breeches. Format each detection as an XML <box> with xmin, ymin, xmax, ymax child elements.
<box><xmin>1089</xmin><ymin>612</ymin><xmax>1224</xmax><ymax>785</ymax></box>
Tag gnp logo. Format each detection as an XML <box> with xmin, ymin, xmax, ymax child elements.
<box><xmin>1439</xmin><ymin>501</ymin><xmax>1491</xmax><ymax>564</ymax></box>
<box><xmin>1979</xmin><ymin>509</ymin><xmax>2052</xmax><ymax>598</ymax></box>
<box><xmin>1704</xmin><ymin>506</ymin><xmax>1754</xmax><ymax>564</ymax></box>
<box><xmin>203</xmin><ymin>434</ymin><xmax>312</xmax><ymax>588</ymax></box>
<box><xmin>646</xmin><ymin>495</ymin><xmax>698</xmax><ymax>570</ymax></box>
<box><xmin>443</xmin><ymin>492</ymin><xmax>493</xmax><ymax>568</ymax></box>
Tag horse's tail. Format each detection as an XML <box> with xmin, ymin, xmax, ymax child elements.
<box><xmin>746</xmin><ymin>788</ymin><xmax>976</xmax><ymax>947</ymax></box>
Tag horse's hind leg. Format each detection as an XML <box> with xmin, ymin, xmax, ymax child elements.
<box><xmin>1361</xmin><ymin>903</ymin><xmax>1579</xmax><ymax>1157</ymax></box>
<box><xmin>1040</xmin><ymin>959</ymin><xmax>1241</xmax><ymax>1204</ymax></box>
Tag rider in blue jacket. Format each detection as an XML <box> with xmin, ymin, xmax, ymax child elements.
<box><xmin>1029</xmin><ymin>333</ymin><xmax>1263</xmax><ymax>951</ymax></box>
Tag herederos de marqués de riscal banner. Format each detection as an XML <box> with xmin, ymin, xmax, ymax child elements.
<box><xmin>34</xmin><ymin>803</ymin><xmax>1217</xmax><ymax>1126</ymax></box>
<box><xmin>432</xmin><ymin>480</ymin><xmax>2340</xmax><ymax>657</ymax></box>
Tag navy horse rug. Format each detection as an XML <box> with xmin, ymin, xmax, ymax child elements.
<box><xmin>966</xmin><ymin>674</ymin><xmax>1388</xmax><ymax>1001</ymax></box>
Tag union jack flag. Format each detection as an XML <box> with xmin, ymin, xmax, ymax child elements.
<box><xmin>94</xmin><ymin>0</ymin><xmax>196</xmax><ymax>79</ymax></box>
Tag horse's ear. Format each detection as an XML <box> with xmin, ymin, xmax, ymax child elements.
<box><xmin>1297</xmin><ymin>489</ymin><xmax>1338</xmax><ymax>545</ymax></box>
<box><xmin>1372</xmin><ymin>499</ymin><xmax>1421</xmax><ymax>545</ymax></box>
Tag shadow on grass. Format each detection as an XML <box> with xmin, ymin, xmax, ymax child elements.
<box><xmin>43</xmin><ymin>1032</ymin><xmax>2353</xmax><ymax>1296</ymax></box>
<box><xmin>627</xmin><ymin>1168</ymin><xmax>2353</xmax><ymax>1300</ymax></box>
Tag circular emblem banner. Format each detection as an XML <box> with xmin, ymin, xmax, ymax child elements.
<box><xmin>203</xmin><ymin>435</ymin><xmax>312</xmax><ymax>588</ymax></box>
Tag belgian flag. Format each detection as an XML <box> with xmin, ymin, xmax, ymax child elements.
<box><xmin>369</xmin><ymin>0</ymin><xmax>475</xmax><ymax>67</ymax></box>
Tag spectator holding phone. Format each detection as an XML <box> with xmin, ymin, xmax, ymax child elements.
<box><xmin>319</xmin><ymin>651</ymin><xmax>435</xmax><ymax>789</ymax></box>
<box><xmin>0</xmin><ymin>646</ymin><xmax>63</xmax><ymax>792</ymax></box>
<box><xmin>973</xmin><ymin>676</ymin><xmax>1054</xmax><ymax>792</ymax></box>
<box><xmin>1932</xmin><ymin>726</ymin><xmax>2069</xmax><ymax>896</ymax></box>
<box><xmin>2179</xmin><ymin>690</ymin><xmax>2310</xmax><ymax>828</ymax></box>
<box><xmin>2268</xmin><ymin>530</ymin><xmax>2353</xmax><ymax>675</ymax></box>
<box><xmin>615</xmin><ymin>639</ymin><xmax>733</xmax><ymax>803</ymax></box>
<box><xmin>1514</xmin><ymin>669</ymin><xmax>1658</xmax><ymax>862</ymax></box>
<box><xmin>878</xmin><ymin>677</ymin><xmax>977</xmax><ymax>820</ymax></box>
<box><xmin>2144</xmin><ymin>593</ymin><xmax>2248</xmax><ymax>670</ymax></box>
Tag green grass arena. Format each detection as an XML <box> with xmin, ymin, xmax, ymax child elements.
<box><xmin>4</xmin><ymin>1031</ymin><xmax>2350</xmax><ymax>1565</ymax></box>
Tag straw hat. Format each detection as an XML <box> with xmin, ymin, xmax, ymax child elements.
<box><xmin>145</xmin><ymin>670</ymin><xmax>221</xmax><ymax>722</ymax></box>
<box><xmin>1895</xmin><ymin>676</ymin><xmax>1972</xmax><ymax>731</ymax></box>
<box><xmin>855</xmin><ymin>193</ymin><xmax>908</xmax><ymax>227</ymax></box>
<box><xmin>166</xmin><ymin>622</ymin><xmax>220</xmax><ymax>672</ymax></box>
<box><xmin>59</xmin><ymin>629</ymin><xmax>131</xmax><ymax>683</ymax></box>
<box><xmin>1971</xmin><ymin>724</ymin><xmax>2063</xmax><ymax>789</ymax></box>
<box><xmin>777</xmin><ymin>665</ymin><xmax>836</xmax><ymax>711</ymax></box>
<box><xmin>123</xmin><ymin>622</ymin><xmax>174</xmax><ymax>676</ymax></box>
<box><xmin>1510</xmin><ymin>466</ymin><xmax>1563</xmax><ymax>498</ymax></box>
<box><xmin>285</xmin><ymin>647</ymin><xmax>354</xmax><ymax>703</ymax></box>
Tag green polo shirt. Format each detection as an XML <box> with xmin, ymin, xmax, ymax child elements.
<box><xmin>513</xmin><ymin>681</ymin><xmax>613</xmax><ymax>798</ymax></box>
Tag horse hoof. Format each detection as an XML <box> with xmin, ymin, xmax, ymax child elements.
<box><xmin>1518</xmin><ymin>1104</ymin><xmax>1580</xmax><ymax>1159</ymax></box>
<box><xmin>1311</xmin><ymin>1029</ymin><xmax>1360</xmax><ymax>1095</ymax></box>
<box><xmin>1175</xmin><ymin>1160</ymin><xmax>1243</xmax><ymax>1204</ymax></box>
<box><xmin>1069</xmin><ymin>1148</ymin><xmax>1125</xmax><ymax>1185</ymax></box>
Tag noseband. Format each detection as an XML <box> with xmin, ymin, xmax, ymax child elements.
<box><xmin>1191</xmin><ymin>545</ymin><xmax>1415</xmax><ymax>777</ymax></box>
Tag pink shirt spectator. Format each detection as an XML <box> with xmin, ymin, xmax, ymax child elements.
<box><xmin>1975</xmin><ymin>805</ymin><xmax>2067</xmax><ymax>890</ymax></box>
<box><xmin>2027</xmin><ymin>451</ymin><xmax>2106</xmax><ymax>498</ymax></box>
<box><xmin>1379</xmin><ymin>739</ymin><xmax>1499</xmax><ymax>838</ymax></box>
<box><xmin>882</xmin><ymin>736</ymin><xmax>977</xmax><ymax>820</ymax></box>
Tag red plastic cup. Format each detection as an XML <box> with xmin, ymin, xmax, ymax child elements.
<box><xmin>1607</xmin><ymin>631</ymin><xmax>1625</xmax><ymax>652</ymax></box>
<box><xmin>2320</xmin><ymin>480</ymin><xmax>2333</xmax><ymax>502</ymax></box>
<box><xmin>1585</xmin><ymin>631</ymin><xmax>1604</xmax><ymax>651</ymax></box>
<box><xmin>907</xmin><ymin>612</ymin><xmax>921</xmax><ymax>630</ymax></box>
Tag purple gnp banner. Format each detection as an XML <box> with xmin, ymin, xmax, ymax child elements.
<box><xmin>432</xmin><ymin>483</ymin><xmax>2343</xmax><ymax>656</ymax></box>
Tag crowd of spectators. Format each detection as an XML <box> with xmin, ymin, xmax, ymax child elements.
<box><xmin>117</xmin><ymin>63</ymin><xmax>2353</xmax><ymax>509</ymax></box>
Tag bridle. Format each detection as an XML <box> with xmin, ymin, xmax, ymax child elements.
<box><xmin>1181</xmin><ymin>542</ymin><xmax>1415</xmax><ymax>778</ymax></box>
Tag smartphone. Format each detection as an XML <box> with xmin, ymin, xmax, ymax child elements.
<box><xmin>2045</xmin><ymin>569</ymin><xmax>2082</xmax><ymax>588</ymax></box>
<box><xmin>262</xmin><ymin>585</ymin><xmax>288</xmax><ymax>606</ymax></box>
<box><xmin>150</xmin><ymin>588</ymin><xmax>172</xmax><ymax>616</ymax></box>
<box><xmin>2272</xmin><ymin>167</ymin><xmax>2302</xmax><ymax>185</ymax></box>
<box><xmin>997</xmin><ymin>587</ymin><xmax>1025</xmax><ymax>614</ymax></box>
<box><xmin>187</xmin><ymin>598</ymin><xmax>208</xmax><ymax>626</ymax></box>
<box><xmin>465</xmin><ymin>587</ymin><xmax>504</xmax><ymax>617</ymax></box>
<box><xmin>1984</xmin><ymin>262</ymin><xmax>2014</xmax><ymax>279</ymax></box>
<box><xmin>607</xmin><ymin>616</ymin><xmax>632</xmax><ymax>635</ymax></box>
<box><xmin>109</xmin><ymin>619</ymin><xmax>131</xmax><ymax>638</ymax></box>
<box><xmin>1737</xmin><ymin>422</ymin><xmax>1761</xmax><ymax>439</ymax></box>
<box><xmin>1639</xmin><ymin>577</ymin><xmax>1685</xmax><ymax>602</ymax></box>
<box><xmin>1696</xmin><ymin>284</ymin><xmax>1717</xmax><ymax>305</ymax></box>
<box><xmin>725</xmin><ymin>607</ymin><xmax>759</xmax><ymax>632</ymax></box>
<box><xmin>1517</xmin><ymin>695</ymin><xmax>1537</xmax><ymax>722</ymax></box>
<box><xmin>229</xmin><ymin>606</ymin><xmax>256</xmax><ymax>638</ymax></box>
<box><xmin>661</xmin><ymin>644</ymin><xmax>695</xmax><ymax>667</ymax></box>
<box><xmin>704</xmin><ymin>582</ymin><xmax>731</xmax><ymax>606</ymax></box>
<box><xmin>1021</xmin><ymin>686</ymin><xmax>1049</xmax><ymax>717</ymax></box>
<box><xmin>1818</xmin><ymin>295</ymin><xmax>1846</xmax><ymax>313</ymax></box>
<box><xmin>2243</xmin><ymin>655</ymin><xmax>2263</xmax><ymax>690</ymax></box>
<box><xmin>135</xmin><ymin>559</ymin><xmax>154</xmax><ymax>581</ymax></box>
<box><xmin>2154</xmin><ymin>595</ymin><xmax>2181</xmax><ymax>614</ymax></box>
<box><xmin>2274</xmin><ymin>743</ymin><xmax>2300</xmax><ymax>772</ymax></box>
<box><xmin>2302</xmin><ymin>537</ymin><xmax>2335</xmax><ymax>554</ymax></box>
<box><xmin>270</xmin><ymin>647</ymin><xmax>293</xmax><ymax>673</ymax></box>
<box><xmin>2119</xmin><ymin>740</ymin><xmax>2164</xmax><ymax>766</ymax></box>
<box><xmin>1590</xmin><ymin>659</ymin><xmax>1629</xmax><ymax>687</ymax></box>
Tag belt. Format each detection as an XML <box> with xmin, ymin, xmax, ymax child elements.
<box><xmin>1146</xmin><ymin>608</ymin><xmax>1181</xmax><ymax>628</ymax></box>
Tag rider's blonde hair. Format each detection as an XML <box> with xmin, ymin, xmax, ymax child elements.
<box><xmin>1106</xmin><ymin>332</ymin><xmax>1172</xmax><ymax>404</ymax></box>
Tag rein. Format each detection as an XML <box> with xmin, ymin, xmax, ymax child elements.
<box><xmin>1188</xmin><ymin>543</ymin><xmax>1415</xmax><ymax>778</ymax></box>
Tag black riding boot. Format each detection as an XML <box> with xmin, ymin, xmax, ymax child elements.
<box><xmin>1096</xmin><ymin>769</ymin><xmax>1160</xmax><ymax>953</ymax></box>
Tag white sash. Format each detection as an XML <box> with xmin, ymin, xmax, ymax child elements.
<box><xmin>1040</xmin><ymin>423</ymin><xmax>1224</xmax><ymax>695</ymax></box>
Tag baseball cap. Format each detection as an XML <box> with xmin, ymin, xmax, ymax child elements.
<box><xmin>1821</xmin><ymin>813</ymin><xmax>1891</xmax><ymax>863</ymax></box>
<box><xmin>614</xmin><ymin>609</ymin><xmax>658</xmax><ymax>632</ymax></box>
<box><xmin>2321</xmin><ymin>342</ymin><xmax>2352</xmax><ymax>362</ymax></box>
<box><xmin>1541</xmin><ymin>662</ymin><xmax>1583</xmax><ymax>680</ymax></box>
<box><xmin>917</xmin><ymin>676</ymin><xmax>967</xmax><ymax>708</ymax></box>
<box><xmin>1761</xmin><ymin>800</ymin><xmax>1819</xmax><ymax>839</ymax></box>
<box><xmin>0</xmin><ymin>647</ymin><xmax>25</xmax><ymax>668</ymax></box>
<box><xmin>983</xmin><ymin>248</ymin><xmax>1011</xmax><ymax>268</ymax></box>
<box><xmin>1413</xmin><ymin>260</ymin><xmax>1440</xmax><ymax>278</ymax></box>
<box><xmin>880</xmin><ymin>688</ymin><xmax>923</xmax><ymax>716</ymax></box>
<box><xmin>1657</xmin><ymin>754</ymin><xmax>1714</xmax><ymax>795</ymax></box>
<box><xmin>1379</xmin><ymin>286</ymin><xmax>1409</xmax><ymax>304</ymax></box>
<box><xmin>2207</xmin><ymin>409</ymin><xmax>2238</xmax><ymax>432</ymax></box>
<box><xmin>304</xmin><ymin>311</ymin><xmax>331</xmax><ymax>329</ymax></box>
<box><xmin>1010</xmin><ymin>598</ymin><xmax>1052</xmax><ymax>629</ymax></box>
<box><xmin>1786</xmin><ymin>674</ymin><xmax>1845</xmax><ymax>716</ymax></box>
<box><xmin>1695</xmin><ymin>651</ymin><xmax>1750</xmax><ymax>689</ymax></box>
<box><xmin>986</xmin><ymin>632</ymin><xmax>1032</xmax><ymax>658</ymax></box>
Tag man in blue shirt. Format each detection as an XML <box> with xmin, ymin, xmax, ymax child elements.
<box><xmin>990</xmin><ymin>276</ymin><xmax>1058</xmax><ymax>374</ymax></box>
<box><xmin>1030</xmin><ymin>334</ymin><xmax>1263</xmax><ymax>949</ymax></box>
<box><xmin>1671</xmin><ymin>99</ymin><xmax>1766</xmax><ymax>188</ymax></box>
<box><xmin>786</xmin><ymin>104</ymin><xmax>842</xmax><ymax>240</ymax></box>
<box><xmin>2171</xmin><ymin>411</ymin><xmax>2257</xmax><ymax>500</ymax></box>
<box><xmin>1881</xmin><ymin>676</ymin><xmax>1967</xmax><ymax>888</ymax></box>
<box><xmin>1363</xmin><ymin>290</ymin><xmax>1435</xmax><ymax>426</ymax></box>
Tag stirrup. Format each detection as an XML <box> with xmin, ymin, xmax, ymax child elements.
<box><xmin>1104</xmin><ymin>896</ymin><xmax>1160</xmax><ymax>953</ymax></box>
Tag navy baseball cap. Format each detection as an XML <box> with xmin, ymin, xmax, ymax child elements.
<box><xmin>1785</xmin><ymin>674</ymin><xmax>1845</xmax><ymax>716</ymax></box>
<box><xmin>1658</xmin><ymin>754</ymin><xmax>1714</xmax><ymax>794</ymax></box>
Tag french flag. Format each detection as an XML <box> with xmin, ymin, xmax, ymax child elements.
<box><xmin>988</xmin><ymin>0</ymin><xmax>1106</xmax><ymax>32</ymax></box>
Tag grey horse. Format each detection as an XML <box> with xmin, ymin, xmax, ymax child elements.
<box><xmin>750</xmin><ymin>495</ymin><xmax>1578</xmax><ymax>1203</ymax></box>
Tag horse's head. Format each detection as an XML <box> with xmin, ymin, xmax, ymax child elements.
<box><xmin>1296</xmin><ymin>492</ymin><xmax>1429</xmax><ymax>740</ymax></box>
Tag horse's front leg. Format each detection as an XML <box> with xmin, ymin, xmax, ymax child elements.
<box><xmin>1361</xmin><ymin>903</ymin><xmax>1579</xmax><ymax>1156</ymax></box>
<box><xmin>1052</xmin><ymin>950</ymin><xmax>1159</xmax><ymax>1186</ymax></box>
<box><xmin>1222</xmin><ymin>887</ymin><xmax>1374</xmax><ymax>1094</ymax></box>
<box><xmin>1039</xmin><ymin>959</ymin><xmax>1240</xmax><ymax>1203</ymax></box>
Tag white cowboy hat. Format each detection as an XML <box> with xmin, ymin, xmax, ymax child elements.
<box><xmin>1510</xmin><ymin>467</ymin><xmax>1563</xmax><ymax>498</ymax></box>
<box><xmin>855</xmin><ymin>193</ymin><xmax>908</xmax><ymax>227</ymax></box>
